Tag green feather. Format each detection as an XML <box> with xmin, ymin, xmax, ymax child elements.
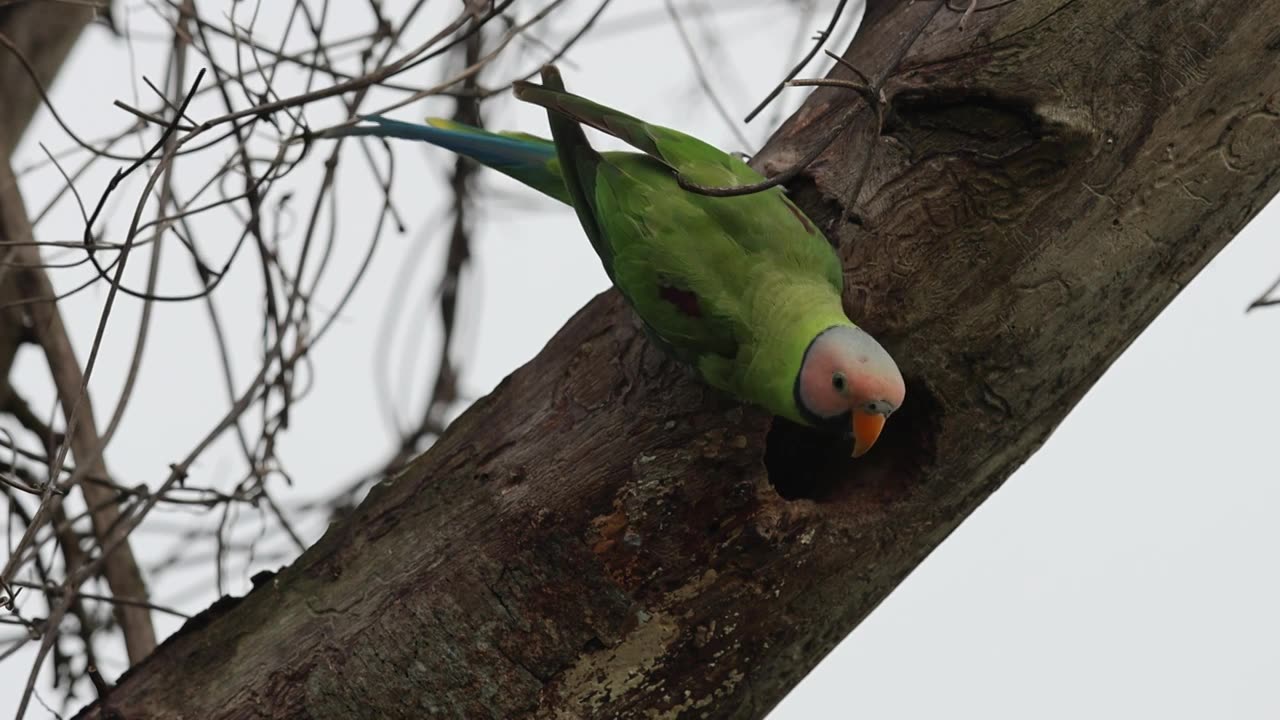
<box><xmin>516</xmin><ymin>66</ymin><xmax>616</xmax><ymax>277</ymax></box>
<box><xmin>512</xmin><ymin>68</ymin><xmax>848</xmax><ymax>419</ymax></box>
<box><xmin>324</xmin><ymin>68</ymin><xmax>868</xmax><ymax>427</ymax></box>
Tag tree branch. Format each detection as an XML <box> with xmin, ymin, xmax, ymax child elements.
<box><xmin>0</xmin><ymin>161</ymin><xmax>157</xmax><ymax>662</ymax></box>
<box><xmin>0</xmin><ymin>0</ymin><xmax>104</xmax><ymax>160</ymax></box>
<box><xmin>0</xmin><ymin>0</ymin><xmax>157</xmax><ymax>670</ymax></box>
<box><xmin>75</xmin><ymin>0</ymin><xmax>1280</xmax><ymax>717</ymax></box>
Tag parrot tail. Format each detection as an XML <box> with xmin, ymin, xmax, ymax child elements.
<box><xmin>512</xmin><ymin>67</ymin><xmax>740</xmax><ymax>188</ymax></box>
<box><xmin>320</xmin><ymin>115</ymin><xmax>570</xmax><ymax>203</ymax></box>
<box><xmin>512</xmin><ymin>66</ymin><xmax>615</xmax><ymax>272</ymax></box>
<box><xmin>513</xmin><ymin>69</ymin><xmax>663</xmax><ymax>160</ymax></box>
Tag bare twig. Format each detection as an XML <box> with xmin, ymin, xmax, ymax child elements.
<box><xmin>664</xmin><ymin>0</ymin><xmax>752</xmax><ymax>150</ymax></box>
<box><xmin>1247</xmin><ymin>277</ymin><xmax>1280</xmax><ymax>311</ymax></box>
<box><xmin>0</xmin><ymin>162</ymin><xmax>157</xmax><ymax>666</ymax></box>
<box><xmin>1</xmin><ymin>0</ymin><xmax>839</xmax><ymax>707</ymax></box>
<box><xmin>743</xmin><ymin>0</ymin><xmax>850</xmax><ymax>123</ymax></box>
<box><xmin>677</xmin><ymin>0</ymin><xmax>945</xmax><ymax>198</ymax></box>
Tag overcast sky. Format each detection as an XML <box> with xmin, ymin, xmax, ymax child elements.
<box><xmin>3</xmin><ymin>1</ymin><xmax>1277</xmax><ymax>717</ymax></box>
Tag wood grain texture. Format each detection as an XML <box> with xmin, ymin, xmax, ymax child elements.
<box><xmin>77</xmin><ymin>0</ymin><xmax>1280</xmax><ymax>717</ymax></box>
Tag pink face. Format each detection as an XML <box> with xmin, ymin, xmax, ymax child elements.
<box><xmin>797</xmin><ymin>326</ymin><xmax>905</xmax><ymax>456</ymax></box>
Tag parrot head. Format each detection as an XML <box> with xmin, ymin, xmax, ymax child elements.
<box><xmin>796</xmin><ymin>326</ymin><xmax>905</xmax><ymax>458</ymax></box>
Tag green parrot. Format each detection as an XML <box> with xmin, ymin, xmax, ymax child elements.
<box><xmin>326</xmin><ymin>67</ymin><xmax>904</xmax><ymax>456</ymax></box>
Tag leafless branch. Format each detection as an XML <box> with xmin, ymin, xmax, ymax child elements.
<box><xmin>743</xmin><ymin>0</ymin><xmax>851</xmax><ymax>124</ymax></box>
<box><xmin>0</xmin><ymin>0</ymin><xmax>848</xmax><ymax>711</ymax></box>
<box><xmin>677</xmin><ymin>0</ymin><xmax>945</xmax><ymax>199</ymax></box>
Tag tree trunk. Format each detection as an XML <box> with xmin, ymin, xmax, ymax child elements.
<box><xmin>1</xmin><ymin>0</ymin><xmax>107</xmax><ymax>416</ymax></box>
<box><xmin>1</xmin><ymin>1</ymin><xmax>157</xmax><ymax>661</ymax></box>
<box><xmin>77</xmin><ymin>0</ymin><xmax>1280</xmax><ymax>717</ymax></box>
<box><xmin>0</xmin><ymin>1</ymin><xmax>104</xmax><ymax>157</ymax></box>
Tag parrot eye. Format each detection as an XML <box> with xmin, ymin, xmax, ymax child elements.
<box><xmin>831</xmin><ymin>372</ymin><xmax>847</xmax><ymax>394</ymax></box>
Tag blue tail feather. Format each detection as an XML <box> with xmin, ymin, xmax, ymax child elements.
<box><xmin>325</xmin><ymin>115</ymin><xmax>569</xmax><ymax>203</ymax></box>
<box><xmin>332</xmin><ymin>115</ymin><xmax>554</xmax><ymax>170</ymax></box>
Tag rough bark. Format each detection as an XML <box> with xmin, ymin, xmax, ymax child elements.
<box><xmin>78</xmin><ymin>0</ymin><xmax>1280</xmax><ymax>718</ymax></box>
<box><xmin>1</xmin><ymin>2</ymin><xmax>157</xmax><ymax>661</ymax></box>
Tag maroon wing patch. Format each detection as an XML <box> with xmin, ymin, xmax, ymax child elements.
<box><xmin>658</xmin><ymin>284</ymin><xmax>702</xmax><ymax>318</ymax></box>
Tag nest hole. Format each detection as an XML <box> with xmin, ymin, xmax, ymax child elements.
<box><xmin>764</xmin><ymin>382</ymin><xmax>940</xmax><ymax>503</ymax></box>
<box><xmin>764</xmin><ymin>418</ymin><xmax>855</xmax><ymax>501</ymax></box>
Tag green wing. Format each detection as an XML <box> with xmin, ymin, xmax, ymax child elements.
<box><xmin>595</xmin><ymin>159</ymin><xmax>743</xmax><ymax>360</ymax></box>
<box><xmin>518</xmin><ymin>67</ymin><xmax>619</xmax><ymax>277</ymax></box>
<box><xmin>513</xmin><ymin>70</ymin><xmax>841</xmax><ymax>286</ymax></box>
<box><xmin>514</xmin><ymin>67</ymin><xmax>842</xmax><ymax>365</ymax></box>
<box><xmin>514</xmin><ymin>71</ymin><xmax>755</xmax><ymax>189</ymax></box>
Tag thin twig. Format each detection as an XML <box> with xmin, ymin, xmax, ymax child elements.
<box><xmin>664</xmin><ymin>0</ymin><xmax>753</xmax><ymax>150</ymax></box>
<box><xmin>743</xmin><ymin>0</ymin><xmax>850</xmax><ymax>123</ymax></box>
<box><xmin>677</xmin><ymin>0</ymin><xmax>945</xmax><ymax>198</ymax></box>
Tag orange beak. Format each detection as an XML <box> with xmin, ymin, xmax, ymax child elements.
<box><xmin>851</xmin><ymin>409</ymin><xmax>887</xmax><ymax>458</ymax></box>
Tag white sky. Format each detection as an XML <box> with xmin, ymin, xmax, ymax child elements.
<box><xmin>3</xmin><ymin>1</ymin><xmax>1277</xmax><ymax>717</ymax></box>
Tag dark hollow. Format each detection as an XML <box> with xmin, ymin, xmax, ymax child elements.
<box><xmin>764</xmin><ymin>380</ymin><xmax>939</xmax><ymax>504</ymax></box>
<box><xmin>764</xmin><ymin>417</ymin><xmax>857</xmax><ymax>501</ymax></box>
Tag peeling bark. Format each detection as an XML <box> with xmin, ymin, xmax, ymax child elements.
<box><xmin>77</xmin><ymin>0</ymin><xmax>1280</xmax><ymax>718</ymax></box>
